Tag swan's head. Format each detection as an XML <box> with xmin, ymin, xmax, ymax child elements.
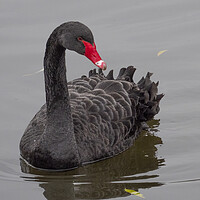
<box><xmin>57</xmin><ymin>21</ymin><xmax>107</xmax><ymax>70</ymax></box>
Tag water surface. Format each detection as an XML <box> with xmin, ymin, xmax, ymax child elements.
<box><xmin>0</xmin><ymin>0</ymin><xmax>200</xmax><ymax>199</ymax></box>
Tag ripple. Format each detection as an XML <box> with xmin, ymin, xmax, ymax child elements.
<box><xmin>169</xmin><ymin>178</ymin><xmax>200</xmax><ymax>185</ymax></box>
<box><xmin>17</xmin><ymin>121</ymin><xmax>165</xmax><ymax>199</ymax></box>
<box><xmin>0</xmin><ymin>159</ymin><xmax>23</xmax><ymax>182</ymax></box>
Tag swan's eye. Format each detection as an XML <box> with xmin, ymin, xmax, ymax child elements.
<box><xmin>78</xmin><ymin>37</ymin><xmax>83</xmax><ymax>41</ymax></box>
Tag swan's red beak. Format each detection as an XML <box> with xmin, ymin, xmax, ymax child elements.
<box><xmin>82</xmin><ymin>41</ymin><xmax>107</xmax><ymax>70</ymax></box>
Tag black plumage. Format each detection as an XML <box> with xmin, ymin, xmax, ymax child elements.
<box><xmin>20</xmin><ymin>22</ymin><xmax>163</xmax><ymax>170</ymax></box>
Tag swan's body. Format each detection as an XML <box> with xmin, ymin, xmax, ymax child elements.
<box><xmin>20</xmin><ymin>22</ymin><xmax>163</xmax><ymax>170</ymax></box>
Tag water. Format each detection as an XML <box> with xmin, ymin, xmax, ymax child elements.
<box><xmin>0</xmin><ymin>0</ymin><xmax>200</xmax><ymax>199</ymax></box>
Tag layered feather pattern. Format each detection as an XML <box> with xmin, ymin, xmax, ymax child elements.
<box><xmin>68</xmin><ymin>66</ymin><xmax>163</xmax><ymax>164</ymax></box>
<box><xmin>21</xmin><ymin>66</ymin><xmax>163</xmax><ymax>166</ymax></box>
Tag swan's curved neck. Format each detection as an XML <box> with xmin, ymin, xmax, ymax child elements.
<box><xmin>42</xmin><ymin>35</ymin><xmax>80</xmax><ymax>169</ymax></box>
<box><xmin>44</xmin><ymin>37</ymin><xmax>68</xmax><ymax>111</ymax></box>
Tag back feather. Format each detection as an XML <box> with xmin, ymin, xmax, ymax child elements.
<box><xmin>67</xmin><ymin>66</ymin><xmax>163</xmax><ymax>164</ymax></box>
<box><xmin>21</xmin><ymin>66</ymin><xmax>163</xmax><ymax>166</ymax></box>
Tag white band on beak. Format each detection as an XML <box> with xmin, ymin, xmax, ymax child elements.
<box><xmin>95</xmin><ymin>60</ymin><xmax>107</xmax><ymax>70</ymax></box>
<box><xmin>95</xmin><ymin>60</ymin><xmax>104</xmax><ymax>66</ymax></box>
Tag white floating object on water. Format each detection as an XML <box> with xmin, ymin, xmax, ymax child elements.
<box><xmin>157</xmin><ymin>50</ymin><xmax>168</xmax><ymax>56</ymax></box>
<box><xmin>23</xmin><ymin>68</ymin><xmax>44</xmax><ymax>76</ymax></box>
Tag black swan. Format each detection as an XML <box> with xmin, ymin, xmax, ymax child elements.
<box><xmin>20</xmin><ymin>21</ymin><xmax>163</xmax><ymax>170</ymax></box>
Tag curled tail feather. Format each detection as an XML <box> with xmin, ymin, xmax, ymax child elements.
<box><xmin>89</xmin><ymin>66</ymin><xmax>163</xmax><ymax>124</ymax></box>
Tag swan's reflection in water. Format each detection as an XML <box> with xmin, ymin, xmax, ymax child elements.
<box><xmin>20</xmin><ymin>119</ymin><xmax>164</xmax><ymax>200</ymax></box>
